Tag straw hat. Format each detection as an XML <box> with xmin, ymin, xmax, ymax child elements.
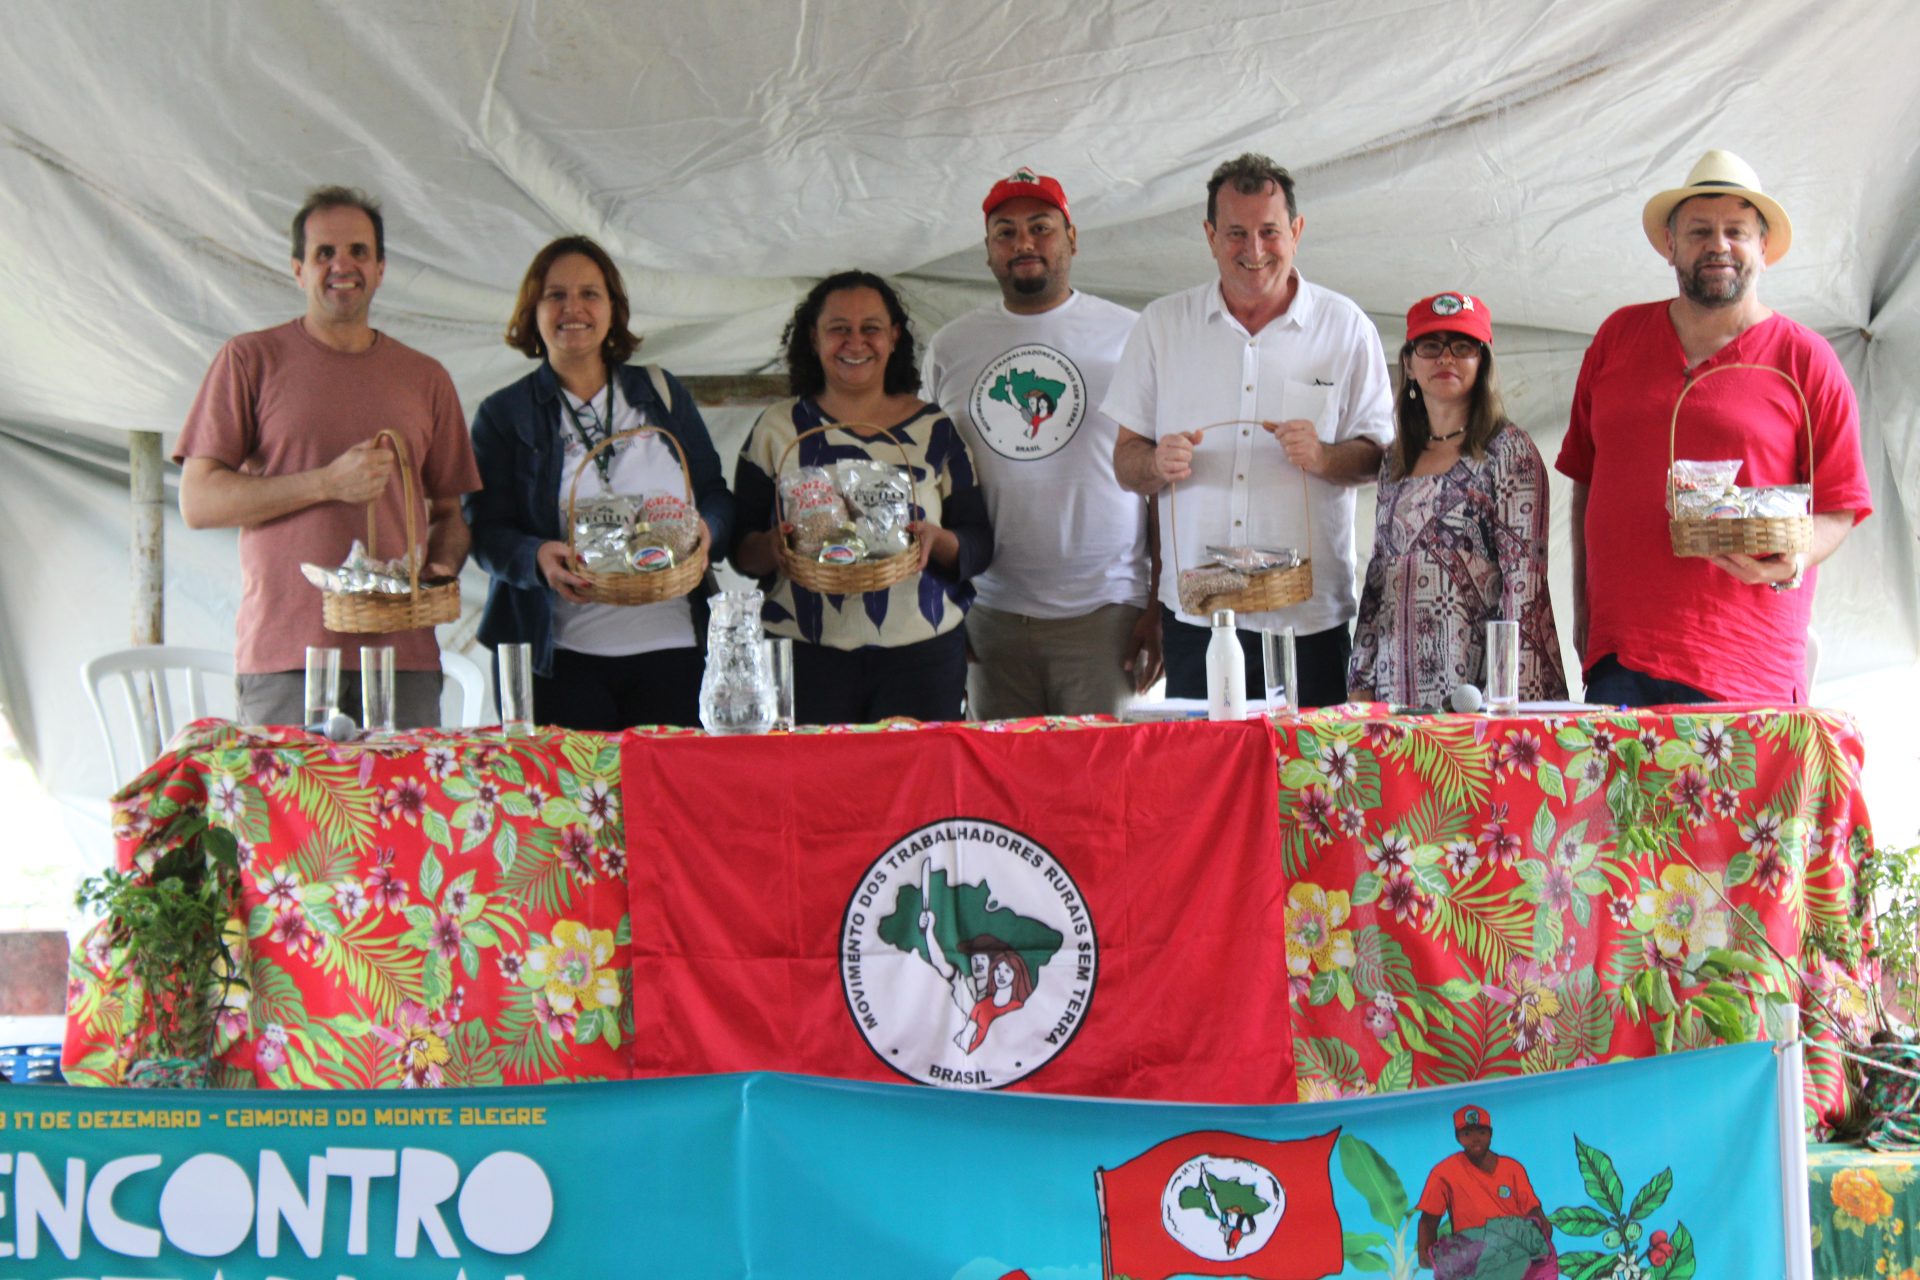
<box><xmin>1641</xmin><ymin>149</ymin><xmax>1791</xmax><ymax>264</ymax></box>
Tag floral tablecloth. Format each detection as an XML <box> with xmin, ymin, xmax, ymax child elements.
<box><xmin>1810</xmin><ymin>1143</ymin><xmax>1920</xmax><ymax>1280</ymax></box>
<box><xmin>63</xmin><ymin>715</ymin><xmax>1106</xmax><ymax>1088</ymax></box>
<box><xmin>1277</xmin><ymin>704</ymin><xmax>1874</xmax><ymax>1130</ymax></box>
<box><xmin>66</xmin><ymin>706</ymin><xmax>1876</xmax><ymax>1127</ymax></box>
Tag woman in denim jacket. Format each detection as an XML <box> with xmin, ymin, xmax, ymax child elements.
<box><xmin>466</xmin><ymin>236</ymin><xmax>734</xmax><ymax>729</ymax></box>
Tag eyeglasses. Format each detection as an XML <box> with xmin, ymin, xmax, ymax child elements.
<box><xmin>1411</xmin><ymin>337</ymin><xmax>1484</xmax><ymax>360</ymax></box>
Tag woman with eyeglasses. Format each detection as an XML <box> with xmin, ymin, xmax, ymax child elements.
<box><xmin>465</xmin><ymin>236</ymin><xmax>734</xmax><ymax>729</ymax></box>
<box><xmin>1348</xmin><ymin>293</ymin><xmax>1567</xmax><ymax>706</ymax></box>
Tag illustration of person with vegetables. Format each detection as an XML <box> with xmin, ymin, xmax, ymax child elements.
<box><xmin>1415</xmin><ymin>1104</ymin><xmax>1557</xmax><ymax>1280</ymax></box>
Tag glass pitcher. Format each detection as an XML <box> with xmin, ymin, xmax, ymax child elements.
<box><xmin>698</xmin><ymin>589</ymin><xmax>778</xmax><ymax>735</ymax></box>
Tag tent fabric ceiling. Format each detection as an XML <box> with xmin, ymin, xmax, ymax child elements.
<box><xmin>2</xmin><ymin>1</ymin><xmax>1917</xmax><ymax>862</ymax></box>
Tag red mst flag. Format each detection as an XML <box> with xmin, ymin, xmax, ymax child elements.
<box><xmin>1097</xmin><ymin>1129</ymin><xmax>1343</xmax><ymax>1280</ymax></box>
<box><xmin>621</xmin><ymin>719</ymin><xmax>1295</xmax><ymax>1103</ymax></box>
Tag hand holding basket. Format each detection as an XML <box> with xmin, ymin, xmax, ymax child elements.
<box><xmin>1167</xmin><ymin>420</ymin><xmax>1314</xmax><ymax>615</ymax></box>
<box><xmin>773</xmin><ymin>422</ymin><xmax>923</xmax><ymax>595</ymax></box>
<box><xmin>563</xmin><ymin>426</ymin><xmax>708</xmax><ymax>605</ymax></box>
<box><xmin>319</xmin><ymin>429</ymin><xmax>460</xmax><ymax>633</ymax></box>
<box><xmin>1667</xmin><ymin>363</ymin><xmax>1815</xmax><ymax>558</ymax></box>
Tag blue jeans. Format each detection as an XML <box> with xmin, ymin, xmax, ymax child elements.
<box><xmin>1580</xmin><ymin>653</ymin><xmax>1717</xmax><ymax>707</ymax></box>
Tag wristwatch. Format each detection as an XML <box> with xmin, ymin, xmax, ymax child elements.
<box><xmin>1770</xmin><ymin>553</ymin><xmax>1806</xmax><ymax>592</ymax></box>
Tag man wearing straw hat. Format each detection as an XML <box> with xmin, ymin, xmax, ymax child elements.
<box><xmin>177</xmin><ymin>185</ymin><xmax>480</xmax><ymax>728</ymax></box>
<box><xmin>923</xmin><ymin>167</ymin><xmax>1159</xmax><ymax>718</ymax></box>
<box><xmin>1556</xmin><ymin>150</ymin><xmax>1872</xmax><ymax>705</ymax></box>
<box><xmin>1107</xmin><ymin>153</ymin><xmax>1393</xmax><ymax>706</ymax></box>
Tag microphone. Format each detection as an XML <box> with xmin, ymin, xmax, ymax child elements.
<box><xmin>1447</xmin><ymin>683</ymin><xmax>1484</xmax><ymax>713</ymax></box>
<box><xmin>324</xmin><ymin>712</ymin><xmax>359</xmax><ymax>742</ymax></box>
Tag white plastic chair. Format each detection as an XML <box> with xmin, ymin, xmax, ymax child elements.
<box><xmin>82</xmin><ymin>645</ymin><xmax>234</xmax><ymax>785</ymax></box>
<box><xmin>440</xmin><ymin>649</ymin><xmax>488</xmax><ymax>729</ymax></box>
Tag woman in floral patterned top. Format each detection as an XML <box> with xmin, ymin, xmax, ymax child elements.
<box><xmin>1349</xmin><ymin>293</ymin><xmax>1567</xmax><ymax>706</ymax></box>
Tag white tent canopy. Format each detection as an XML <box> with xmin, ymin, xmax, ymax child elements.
<box><xmin>3</xmin><ymin>1</ymin><xmax>1916</xmax><ymax>868</ymax></box>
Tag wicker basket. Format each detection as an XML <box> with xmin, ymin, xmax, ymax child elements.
<box><xmin>774</xmin><ymin>422</ymin><xmax>922</xmax><ymax>595</ymax></box>
<box><xmin>1168</xmin><ymin>420</ymin><xmax>1314</xmax><ymax>615</ymax></box>
<box><xmin>1667</xmin><ymin>363</ymin><xmax>1815</xmax><ymax>558</ymax></box>
<box><xmin>564</xmin><ymin>426</ymin><xmax>708</xmax><ymax>604</ymax></box>
<box><xmin>320</xmin><ymin>430</ymin><xmax>461</xmax><ymax>633</ymax></box>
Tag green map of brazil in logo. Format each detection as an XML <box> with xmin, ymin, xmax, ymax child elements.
<box><xmin>967</xmin><ymin>344</ymin><xmax>1088</xmax><ymax>461</ymax></box>
<box><xmin>839</xmin><ymin>819</ymin><xmax>1097</xmax><ymax>1088</ymax></box>
<box><xmin>989</xmin><ymin>367</ymin><xmax>1066</xmax><ymax>436</ymax></box>
<box><xmin>1163</xmin><ymin>1155</ymin><xmax>1285</xmax><ymax>1261</ymax></box>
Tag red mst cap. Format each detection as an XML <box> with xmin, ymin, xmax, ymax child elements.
<box><xmin>1407</xmin><ymin>292</ymin><xmax>1493</xmax><ymax>346</ymax></box>
<box><xmin>1454</xmin><ymin>1104</ymin><xmax>1493</xmax><ymax>1130</ymax></box>
<box><xmin>983</xmin><ymin>167</ymin><xmax>1071</xmax><ymax>225</ymax></box>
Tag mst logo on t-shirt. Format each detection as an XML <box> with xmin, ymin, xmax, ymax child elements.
<box><xmin>966</xmin><ymin>343</ymin><xmax>1088</xmax><ymax>461</ymax></box>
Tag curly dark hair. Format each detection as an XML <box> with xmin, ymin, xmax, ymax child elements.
<box><xmin>503</xmin><ymin>236</ymin><xmax>641</xmax><ymax>366</ymax></box>
<box><xmin>291</xmin><ymin>185</ymin><xmax>384</xmax><ymax>261</ymax></box>
<box><xmin>781</xmin><ymin>270</ymin><xmax>919</xmax><ymax>398</ymax></box>
<box><xmin>1206</xmin><ymin>153</ymin><xmax>1298</xmax><ymax>224</ymax></box>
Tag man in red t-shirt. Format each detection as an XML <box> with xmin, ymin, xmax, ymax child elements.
<box><xmin>1556</xmin><ymin>150</ymin><xmax>1872</xmax><ymax>705</ymax></box>
<box><xmin>176</xmin><ymin>186</ymin><xmax>480</xmax><ymax>728</ymax></box>
<box><xmin>1417</xmin><ymin>1104</ymin><xmax>1554</xmax><ymax>1278</ymax></box>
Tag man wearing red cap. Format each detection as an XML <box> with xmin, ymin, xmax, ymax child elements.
<box><xmin>1556</xmin><ymin>149</ymin><xmax>1872</xmax><ymax>705</ymax></box>
<box><xmin>1105</xmin><ymin>154</ymin><xmax>1393</xmax><ymax>705</ymax></box>
<box><xmin>923</xmin><ymin>168</ymin><xmax>1158</xmax><ymax>718</ymax></box>
<box><xmin>1416</xmin><ymin>1104</ymin><xmax>1555</xmax><ymax>1278</ymax></box>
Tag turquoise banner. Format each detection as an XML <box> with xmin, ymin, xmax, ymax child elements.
<box><xmin>0</xmin><ymin>1043</ymin><xmax>1787</xmax><ymax>1278</ymax></box>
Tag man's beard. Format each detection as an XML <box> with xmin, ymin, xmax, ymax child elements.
<box><xmin>1677</xmin><ymin>258</ymin><xmax>1753</xmax><ymax>308</ymax></box>
<box><xmin>1009</xmin><ymin>271</ymin><xmax>1051</xmax><ymax>296</ymax></box>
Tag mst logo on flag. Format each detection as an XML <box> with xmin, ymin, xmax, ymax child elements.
<box><xmin>968</xmin><ymin>343</ymin><xmax>1088</xmax><ymax>460</ymax></box>
<box><xmin>623</xmin><ymin>720</ymin><xmax>1292</xmax><ymax>1102</ymax></box>
<box><xmin>1097</xmin><ymin>1130</ymin><xmax>1343</xmax><ymax>1280</ymax></box>
<box><xmin>841</xmin><ymin>818</ymin><xmax>1097</xmax><ymax>1089</ymax></box>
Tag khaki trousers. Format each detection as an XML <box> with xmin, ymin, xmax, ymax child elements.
<box><xmin>965</xmin><ymin>601</ymin><xmax>1143</xmax><ymax>720</ymax></box>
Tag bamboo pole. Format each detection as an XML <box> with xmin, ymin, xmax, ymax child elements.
<box><xmin>128</xmin><ymin>431</ymin><xmax>165</xmax><ymax>758</ymax></box>
<box><xmin>129</xmin><ymin>431</ymin><xmax>164</xmax><ymax>645</ymax></box>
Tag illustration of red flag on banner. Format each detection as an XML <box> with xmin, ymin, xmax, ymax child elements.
<box><xmin>1096</xmin><ymin>1129</ymin><xmax>1343</xmax><ymax>1280</ymax></box>
<box><xmin>621</xmin><ymin>719</ymin><xmax>1295</xmax><ymax>1103</ymax></box>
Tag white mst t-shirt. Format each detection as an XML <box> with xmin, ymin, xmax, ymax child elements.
<box><xmin>922</xmin><ymin>290</ymin><xmax>1147</xmax><ymax>619</ymax></box>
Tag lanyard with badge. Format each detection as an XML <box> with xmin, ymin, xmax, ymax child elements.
<box><xmin>561</xmin><ymin>380</ymin><xmax>618</xmax><ymax>487</ymax></box>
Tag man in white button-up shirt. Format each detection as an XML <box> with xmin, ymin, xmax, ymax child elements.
<box><xmin>1106</xmin><ymin>153</ymin><xmax>1393</xmax><ymax>706</ymax></box>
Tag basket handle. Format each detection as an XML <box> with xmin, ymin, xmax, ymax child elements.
<box><xmin>1666</xmin><ymin>363</ymin><xmax>1815</xmax><ymax>515</ymax></box>
<box><xmin>564</xmin><ymin>425</ymin><xmax>699</xmax><ymax>565</ymax></box>
<box><xmin>1164</xmin><ymin>420</ymin><xmax>1314</xmax><ymax>590</ymax></box>
<box><xmin>772</xmin><ymin>420</ymin><xmax>925</xmax><ymax>530</ymax></box>
<box><xmin>364</xmin><ymin>429</ymin><xmax>423</xmax><ymax>601</ymax></box>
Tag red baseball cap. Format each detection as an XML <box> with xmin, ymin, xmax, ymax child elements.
<box><xmin>1453</xmin><ymin>1104</ymin><xmax>1493</xmax><ymax>1130</ymax></box>
<box><xmin>1407</xmin><ymin>292</ymin><xmax>1493</xmax><ymax>346</ymax></box>
<box><xmin>983</xmin><ymin>167</ymin><xmax>1070</xmax><ymax>225</ymax></box>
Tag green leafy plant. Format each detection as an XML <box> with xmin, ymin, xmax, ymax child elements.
<box><xmin>75</xmin><ymin>811</ymin><xmax>247</xmax><ymax>1065</ymax></box>
<box><xmin>1855</xmin><ymin>841</ymin><xmax>1920</xmax><ymax>1037</ymax></box>
<box><xmin>1339</xmin><ymin>1133</ymin><xmax>1419</xmax><ymax>1278</ymax></box>
<box><xmin>1617</xmin><ymin>944</ymin><xmax>1797</xmax><ymax>1054</ymax></box>
<box><xmin>1550</xmin><ymin>1135</ymin><xmax>1693</xmax><ymax>1280</ymax></box>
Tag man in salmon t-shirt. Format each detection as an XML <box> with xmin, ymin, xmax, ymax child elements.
<box><xmin>176</xmin><ymin>186</ymin><xmax>480</xmax><ymax>728</ymax></box>
<box><xmin>1556</xmin><ymin>150</ymin><xmax>1872</xmax><ymax>706</ymax></box>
